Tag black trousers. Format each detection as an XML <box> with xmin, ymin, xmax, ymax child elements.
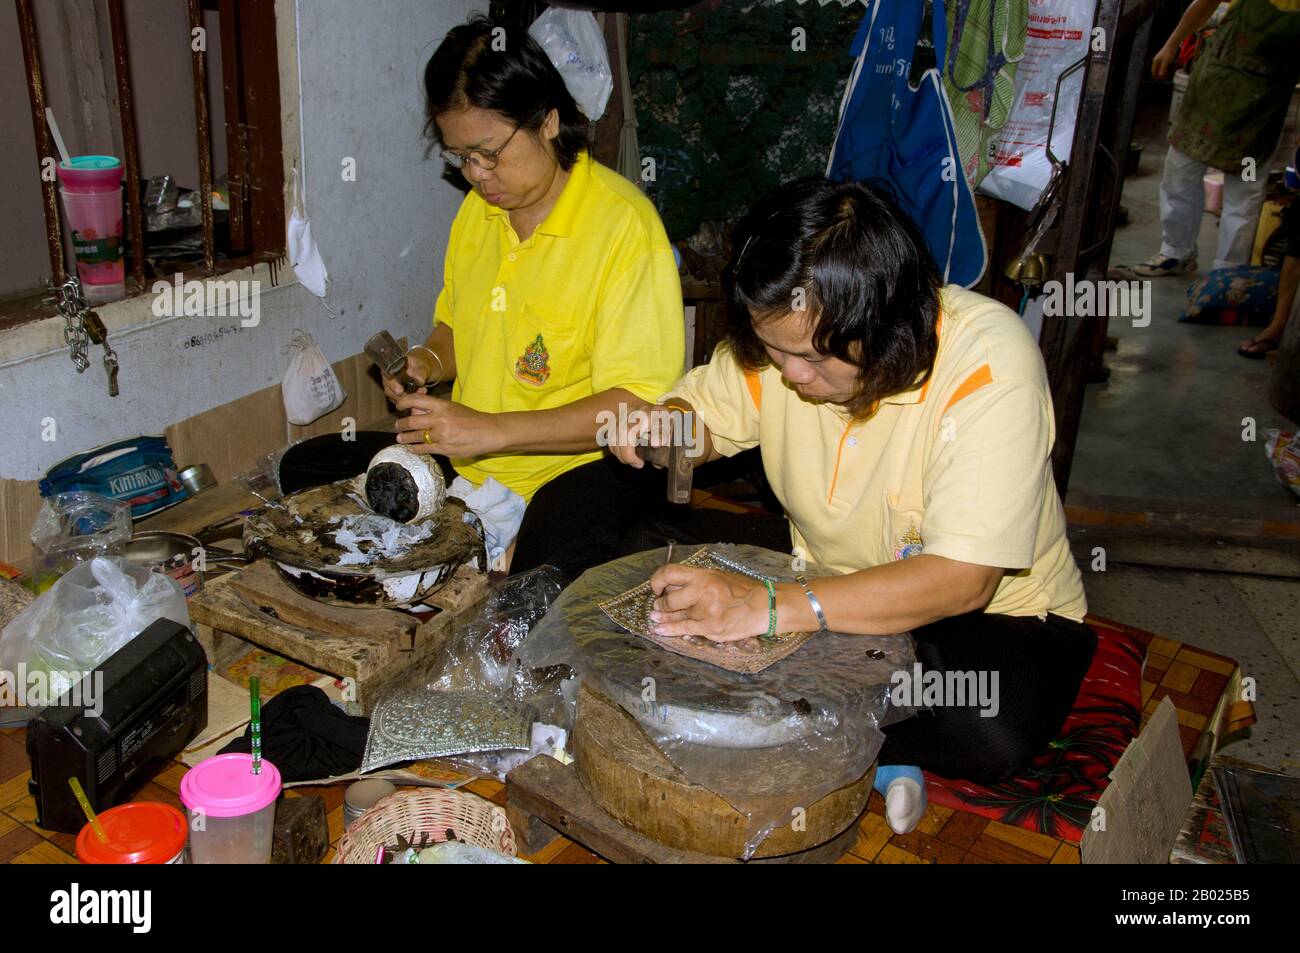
<box><xmin>623</xmin><ymin>506</ymin><xmax>1096</xmax><ymax>785</ymax></box>
<box><xmin>507</xmin><ymin>455</ymin><xmax>672</xmax><ymax>581</ymax></box>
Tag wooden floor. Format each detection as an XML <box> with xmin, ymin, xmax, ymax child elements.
<box><xmin>0</xmin><ymin>719</ymin><xmax>1077</xmax><ymax>864</ymax></box>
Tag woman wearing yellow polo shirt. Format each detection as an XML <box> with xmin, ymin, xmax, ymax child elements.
<box><xmin>613</xmin><ymin>179</ymin><xmax>1095</xmax><ymax>830</ymax></box>
<box><xmin>385</xmin><ymin>16</ymin><xmax>684</xmax><ymax>578</ymax></box>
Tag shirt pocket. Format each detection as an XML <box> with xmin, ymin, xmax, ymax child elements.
<box><xmin>883</xmin><ymin>494</ymin><xmax>926</xmax><ymax>562</ymax></box>
<box><xmin>508</xmin><ymin>302</ymin><xmax>587</xmax><ymax>392</ymax></box>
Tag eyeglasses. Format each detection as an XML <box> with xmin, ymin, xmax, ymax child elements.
<box><xmin>441</xmin><ymin>124</ymin><xmax>522</xmax><ymax>171</ymax></box>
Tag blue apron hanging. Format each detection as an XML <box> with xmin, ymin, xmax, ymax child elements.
<box><xmin>827</xmin><ymin>0</ymin><xmax>987</xmax><ymax>288</ymax></box>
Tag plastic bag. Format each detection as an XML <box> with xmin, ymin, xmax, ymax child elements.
<box><xmin>29</xmin><ymin>492</ymin><xmax>132</xmax><ymax>584</ymax></box>
<box><xmin>1265</xmin><ymin>430</ymin><xmax>1300</xmax><ymax>499</ymax></box>
<box><xmin>423</xmin><ymin>566</ymin><xmax>570</xmax><ymax>727</ymax></box>
<box><xmin>0</xmin><ymin>557</ymin><xmax>190</xmax><ymax>705</ymax></box>
<box><xmin>978</xmin><ymin>0</ymin><xmax>1096</xmax><ymax>211</ymax></box>
<box><xmin>528</xmin><ymin>7</ymin><xmax>612</xmax><ymax>121</ymax></box>
<box><xmin>282</xmin><ymin>331</ymin><xmax>345</xmax><ymax>426</ymax></box>
<box><xmin>516</xmin><ymin>544</ymin><xmax>916</xmax><ymax>858</ymax></box>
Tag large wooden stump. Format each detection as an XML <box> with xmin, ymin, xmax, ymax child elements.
<box><xmin>572</xmin><ymin>682</ymin><xmax>873</xmax><ymax>859</ymax></box>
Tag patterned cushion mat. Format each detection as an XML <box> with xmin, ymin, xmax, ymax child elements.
<box><xmin>922</xmin><ymin>615</ymin><xmax>1256</xmax><ymax>843</ymax></box>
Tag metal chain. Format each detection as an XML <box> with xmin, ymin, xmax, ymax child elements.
<box><xmin>54</xmin><ymin>276</ymin><xmax>91</xmax><ymax>373</ymax></box>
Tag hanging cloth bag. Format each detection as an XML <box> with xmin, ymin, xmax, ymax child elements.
<box><xmin>827</xmin><ymin>0</ymin><xmax>987</xmax><ymax>288</ymax></box>
<box><xmin>282</xmin><ymin>330</ymin><xmax>346</xmax><ymax>426</ymax></box>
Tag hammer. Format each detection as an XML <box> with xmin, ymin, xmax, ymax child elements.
<box><xmin>636</xmin><ymin>437</ymin><xmax>696</xmax><ymax>505</ymax></box>
<box><xmin>364</xmin><ymin>330</ymin><xmax>422</xmax><ymax>393</ymax></box>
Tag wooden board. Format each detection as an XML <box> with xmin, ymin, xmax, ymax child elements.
<box><xmin>572</xmin><ymin>682</ymin><xmax>873</xmax><ymax>859</ymax></box>
<box><xmin>187</xmin><ymin>557</ymin><xmax>489</xmax><ymax>714</ymax></box>
<box><xmin>506</xmin><ymin>754</ymin><xmax>861</xmax><ymax>864</ymax></box>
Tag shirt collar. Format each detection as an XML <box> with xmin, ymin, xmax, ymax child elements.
<box><xmin>481</xmin><ymin>150</ymin><xmax>591</xmax><ymax>239</ymax></box>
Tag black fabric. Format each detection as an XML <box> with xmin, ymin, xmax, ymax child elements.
<box><xmin>619</xmin><ymin>502</ymin><xmax>792</xmax><ymax>554</ymax></box>
<box><xmin>1282</xmin><ymin>200</ymin><xmax>1300</xmax><ymax>259</ymax></box>
<box><xmin>877</xmin><ymin>612</ymin><xmax>1097</xmax><ymax>784</ymax></box>
<box><xmin>220</xmin><ymin>685</ymin><xmax>369</xmax><ymax>782</ymax></box>
<box><xmin>278</xmin><ymin>431</ymin><xmax>397</xmax><ymax>495</ymax></box>
<box><xmin>509</xmin><ymin>454</ymin><xmax>673</xmax><ymax>582</ymax></box>
<box><xmin>618</xmin><ymin>504</ymin><xmax>1096</xmax><ymax>786</ymax></box>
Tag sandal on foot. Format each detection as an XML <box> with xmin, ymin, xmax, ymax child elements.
<box><xmin>1238</xmin><ymin>337</ymin><xmax>1280</xmax><ymax>359</ymax></box>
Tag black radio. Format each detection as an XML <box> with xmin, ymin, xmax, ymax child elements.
<box><xmin>27</xmin><ymin>619</ymin><xmax>208</xmax><ymax>833</ymax></box>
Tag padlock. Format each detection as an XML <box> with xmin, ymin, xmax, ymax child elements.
<box><xmin>83</xmin><ymin>310</ymin><xmax>108</xmax><ymax>345</ymax></box>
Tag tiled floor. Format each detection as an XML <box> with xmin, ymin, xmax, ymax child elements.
<box><xmin>3</xmin><ymin>611</ymin><xmax>1249</xmax><ymax>865</ymax></box>
<box><xmin>3</xmin><ymin>722</ymin><xmax>1076</xmax><ymax>865</ymax></box>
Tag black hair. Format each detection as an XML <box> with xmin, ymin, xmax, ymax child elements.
<box><xmin>423</xmin><ymin>14</ymin><xmax>589</xmax><ymax>171</ymax></box>
<box><xmin>724</xmin><ymin>178</ymin><xmax>942</xmax><ymax>418</ymax></box>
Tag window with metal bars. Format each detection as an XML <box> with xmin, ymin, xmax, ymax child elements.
<box><xmin>3</xmin><ymin>0</ymin><xmax>284</xmax><ymax>330</ymax></box>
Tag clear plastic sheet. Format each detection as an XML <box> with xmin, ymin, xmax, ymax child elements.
<box><xmin>233</xmin><ymin>445</ymin><xmax>293</xmax><ymax>505</ymax></box>
<box><xmin>29</xmin><ymin>491</ymin><xmax>132</xmax><ymax>580</ymax></box>
<box><xmin>422</xmin><ymin>566</ymin><xmax>572</xmax><ymax>730</ymax></box>
<box><xmin>517</xmin><ymin>544</ymin><xmax>916</xmax><ymax>858</ymax></box>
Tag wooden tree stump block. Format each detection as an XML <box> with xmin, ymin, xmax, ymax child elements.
<box><xmin>506</xmin><ymin>754</ymin><xmax>862</xmax><ymax>864</ymax></box>
<box><xmin>572</xmin><ymin>682</ymin><xmax>873</xmax><ymax>859</ymax></box>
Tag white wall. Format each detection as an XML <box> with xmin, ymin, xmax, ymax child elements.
<box><xmin>0</xmin><ymin>0</ymin><xmax>481</xmax><ymax>482</ymax></box>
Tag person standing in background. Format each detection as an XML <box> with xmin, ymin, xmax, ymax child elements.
<box><xmin>1113</xmin><ymin>0</ymin><xmax>1300</xmax><ymax>278</ymax></box>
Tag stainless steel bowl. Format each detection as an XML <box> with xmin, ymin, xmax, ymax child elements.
<box><xmin>179</xmin><ymin>464</ymin><xmax>218</xmax><ymax>495</ymax></box>
<box><xmin>122</xmin><ymin>530</ymin><xmax>248</xmax><ymax>594</ymax></box>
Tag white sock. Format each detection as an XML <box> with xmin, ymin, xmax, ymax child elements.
<box><xmin>884</xmin><ymin>777</ymin><xmax>927</xmax><ymax>835</ymax></box>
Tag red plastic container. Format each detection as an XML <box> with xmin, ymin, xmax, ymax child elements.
<box><xmin>75</xmin><ymin>802</ymin><xmax>188</xmax><ymax>864</ymax></box>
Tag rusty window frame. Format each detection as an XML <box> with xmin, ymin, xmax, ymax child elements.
<box><xmin>7</xmin><ymin>0</ymin><xmax>284</xmax><ymax>326</ymax></box>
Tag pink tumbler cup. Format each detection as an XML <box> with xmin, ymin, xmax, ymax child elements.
<box><xmin>57</xmin><ymin>156</ymin><xmax>125</xmax><ymax>304</ymax></box>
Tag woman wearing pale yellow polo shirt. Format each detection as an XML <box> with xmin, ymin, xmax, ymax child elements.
<box><xmin>383</xmin><ymin>16</ymin><xmax>684</xmax><ymax>578</ymax></box>
<box><xmin>613</xmin><ymin>179</ymin><xmax>1095</xmax><ymax>832</ymax></box>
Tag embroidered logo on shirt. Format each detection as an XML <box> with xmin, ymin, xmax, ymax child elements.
<box><xmin>514</xmin><ymin>333</ymin><xmax>551</xmax><ymax>386</ymax></box>
<box><xmin>893</xmin><ymin>521</ymin><xmax>924</xmax><ymax>561</ymax></box>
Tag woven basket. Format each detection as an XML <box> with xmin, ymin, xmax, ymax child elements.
<box><xmin>333</xmin><ymin>787</ymin><xmax>517</xmax><ymax>864</ymax></box>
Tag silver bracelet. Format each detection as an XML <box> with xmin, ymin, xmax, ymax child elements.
<box><xmin>796</xmin><ymin>574</ymin><xmax>829</xmax><ymax>633</ymax></box>
<box><xmin>407</xmin><ymin>344</ymin><xmax>444</xmax><ymax>387</ymax></box>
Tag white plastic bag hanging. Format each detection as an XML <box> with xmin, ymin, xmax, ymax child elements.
<box><xmin>977</xmin><ymin>0</ymin><xmax>1096</xmax><ymax>211</ymax></box>
<box><xmin>528</xmin><ymin>7</ymin><xmax>613</xmax><ymax>121</ymax></box>
<box><xmin>282</xmin><ymin>330</ymin><xmax>346</xmax><ymax>425</ymax></box>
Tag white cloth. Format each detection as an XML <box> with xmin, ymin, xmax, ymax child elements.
<box><xmin>287</xmin><ymin>168</ymin><xmax>329</xmax><ymax>297</ymax></box>
<box><xmin>449</xmin><ymin>476</ymin><xmax>527</xmax><ymax>572</ymax></box>
<box><xmin>1158</xmin><ymin>144</ymin><xmax>1266</xmax><ymax>270</ymax></box>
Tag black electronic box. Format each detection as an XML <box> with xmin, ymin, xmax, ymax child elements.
<box><xmin>27</xmin><ymin>619</ymin><xmax>208</xmax><ymax>833</ymax></box>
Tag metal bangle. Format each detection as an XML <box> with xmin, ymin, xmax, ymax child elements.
<box><xmin>796</xmin><ymin>574</ymin><xmax>829</xmax><ymax>633</ymax></box>
<box><xmin>407</xmin><ymin>344</ymin><xmax>444</xmax><ymax>387</ymax></box>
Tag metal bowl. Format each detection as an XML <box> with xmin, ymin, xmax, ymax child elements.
<box><xmin>122</xmin><ymin>530</ymin><xmax>248</xmax><ymax>595</ymax></box>
<box><xmin>178</xmin><ymin>464</ymin><xmax>218</xmax><ymax>495</ymax></box>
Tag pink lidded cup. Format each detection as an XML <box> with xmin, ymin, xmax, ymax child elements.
<box><xmin>57</xmin><ymin>156</ymin><xmax>125</xmax><ymax>304</ymax></box>
<box><xmin>180</xmin><ymin>753</ymin><xmax>281</xmax><ymax>864</ymax></box>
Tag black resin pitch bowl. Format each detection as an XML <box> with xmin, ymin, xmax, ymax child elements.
<box><xmin>242</xmin><ymin>477</ymin><xmax>486</xmax><ymax>609</ymax></box>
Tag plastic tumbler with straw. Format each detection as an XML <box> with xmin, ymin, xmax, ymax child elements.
<box><xmin>178</xmin><ymin>677</ymin><xmax>281</xmax><ymax>863</ymax></box>
<box><xmin>49</xmin><ymin>110</ymin><xmax>126</xmax><ymax>304</ymax></box>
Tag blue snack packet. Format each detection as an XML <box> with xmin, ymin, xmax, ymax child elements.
<box><xmin>40</xmin><ymin>435</ymin><xmax>189</xmax><ymax>519</ymax></box>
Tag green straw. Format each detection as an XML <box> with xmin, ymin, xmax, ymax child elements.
<box><xmin>68</xmin><ymin>777</ymin><xmax>108</xmax><ymax>843</ymax></box>
<box><xmin>249</xmin><ymin>676</ymin><xmax>262</xmax><ymax>776</ymax></box>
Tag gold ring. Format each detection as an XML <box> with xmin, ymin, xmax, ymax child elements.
<box><xmin>423</xmin><ymin>429</ymin><xmax>431</xmax><ymax>445</ymax></box>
